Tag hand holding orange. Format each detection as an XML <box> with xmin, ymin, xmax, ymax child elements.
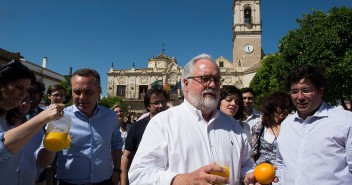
<box><xmin>254</xmin><ymin>163</ymin><xmax>275</xmax><ymax>184</ymax></box>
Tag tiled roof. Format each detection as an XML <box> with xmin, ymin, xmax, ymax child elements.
<box><xmin>0</xmin><ymin>48</ymin><xmax>22</xmax><ymax>61</ymax></box>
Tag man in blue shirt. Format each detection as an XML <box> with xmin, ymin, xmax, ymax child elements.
<box><xmin>38</xmin><ymin>68</ymin><xmax>122</xmax><ymax>185</ymax></box>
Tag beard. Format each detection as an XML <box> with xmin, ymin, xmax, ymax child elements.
<box><xmin>188</xmin><ymin>88</ymin><xmax>219</xmax><ymax>114</ymax></box>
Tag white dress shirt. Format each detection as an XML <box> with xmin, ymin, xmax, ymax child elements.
<box><xmin>120</xmin><ymin>127</ymin><xmax>128</xmax><ymax>152</ymax></box>
<box><xmin>243</xmin><ymin>108</ymin><xmax>261</xmax><ymax>133</ymax></box>
<box><xmin>129</xmin><ymin>100</ymin><xmax>254</xmax><ymax>185</ymax></box>
<box><xmin>239</xmin><ymin>121</ymin><xmax>252</xmax><ymax>150</ymax></box>
<box><xmin>276</xmin><ymin>102</ymin><xmax>352</xmax><ymax>185</ymax></box>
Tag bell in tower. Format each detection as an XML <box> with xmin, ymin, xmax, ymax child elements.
<box><xmin>244</xmin><ymin>8</ymin><xmax>252</xmax><ymax>25</ymax></box>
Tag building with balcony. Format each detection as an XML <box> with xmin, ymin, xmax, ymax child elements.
<box><xmin>107</xmin><ymin>0</ymin><xmax>265</xmax><ymax>115</ymax></box>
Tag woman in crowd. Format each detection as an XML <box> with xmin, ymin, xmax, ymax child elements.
<box><xmin>125</xmin><ymin>112</ymin><xmax>136</xmax><ymax>131</ymax></box>
<box><xmin>0</xmin><ymin>60</ymin><xmax>64</xmax><ymax>185</ymax></box>
<box><xmin>218</xmin><ymin>86</ymin><xmax>244</xmax><ymax>119</ymax></box>
<box><xmin>6</xmin><ymin>93</ymin><xmax>42</xmax><ymax>185</ymax></box>
<box><xmin>111</xmin><ymin>104</ymin><xmax>128</xmax><ymax>152</ymax></box>
<box><xmin>218</xmin><ymin>86</ymin><xmax>251</xmax><ymax>141</ymax></box>
<box><xmin>251</xmin><ymin>91</ymin><xmax>293</xmax><ymax>165</ymax></box>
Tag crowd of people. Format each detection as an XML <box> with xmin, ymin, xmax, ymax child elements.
<box><xmin>1</xmin><ymin>54</ymin><xmax>352</xmax><ymax>185</ymax></box>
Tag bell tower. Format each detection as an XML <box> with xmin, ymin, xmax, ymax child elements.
<box><xmin>232</xmin><ymin>0</ymin><xmax>263</xmax><ymax>69</ymax></box>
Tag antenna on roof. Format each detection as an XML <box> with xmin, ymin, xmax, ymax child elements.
<box><xmin>162</xmin><ymin>42</ymin><xmax>165</xmax><ymax>53</ymax></box>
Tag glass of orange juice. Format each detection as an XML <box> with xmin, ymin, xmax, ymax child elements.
<box><xmin>43</xmin><ymin>114</ymin><xmax>72</xmax><ymax>152</ymax></box>
<box><xmin>210</xmin><ymin>160</ymin><xmax>230</xmax><ymax>185</ymax></box>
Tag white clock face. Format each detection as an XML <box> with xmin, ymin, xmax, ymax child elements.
<box><xmin>244</xmin><ymin>44</ymin><xmax>254</xmax><ymax>53</ymax></box>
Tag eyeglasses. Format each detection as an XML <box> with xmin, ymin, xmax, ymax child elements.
<box><xmin>290</xmin><ymin>88</ymin><xmax>314</xmax><ymax>95</ymax></box>
<box><xmin>187</xmin><ymin>76</ymin><xmax>224</xmax><ymax>85</ymax></box>
<box><xmin>150</xmin><ymin>100</ymin><xmax>167</xmax><ymax>106</ymax></box>
<box><xmin>22</xmin><ymin>97</ymin><xmax>33</xmax><ymax>104</ymax></box>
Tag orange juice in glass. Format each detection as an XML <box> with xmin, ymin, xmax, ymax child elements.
<box><xmin>210</xmin><ymin>160</ymin><xmax>230</xmax><ymax>184</ymax></box>
<box><xmin>43</xmin><ymin>114</ymin><xmax>72</xmax><ymax>152</ymax></box>
<box><xmin>44</xmin><ymin>132</ymin><xmax>69</xmax><ymax>152</ymax></box>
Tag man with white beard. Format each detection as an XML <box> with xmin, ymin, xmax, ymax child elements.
<box><xmin>128</xmin><ymin>54</ymin><xmax>258</xmax><ymax>185</ymax></box>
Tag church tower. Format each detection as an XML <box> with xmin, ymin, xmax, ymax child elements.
<box><xmin>232</xmin><ymin>0</ymin><xmax>263</xmax><ymax>69</ymax></box>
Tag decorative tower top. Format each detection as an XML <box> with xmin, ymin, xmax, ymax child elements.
<box><xmin>232</xmin><ymin>0</ymin><xmax>263</xmax><ymax>69</ymax></box>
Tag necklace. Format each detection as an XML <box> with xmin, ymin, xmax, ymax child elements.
<box><xmin>270</xmin><ymin>126</ymin><xmax>278</xmax><ymax>139</ymax></box>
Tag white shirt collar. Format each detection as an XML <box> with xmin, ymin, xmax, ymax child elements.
<box><xmin>183</xmin><ymin>99</ymin><xmax>219</xmax><ymax>124</ymax></box>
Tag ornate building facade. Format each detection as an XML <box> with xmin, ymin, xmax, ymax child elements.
<box><xmin>107</xmin><ymin>0</ymin><xmax>264</xmax><ymax>114</ymax></box>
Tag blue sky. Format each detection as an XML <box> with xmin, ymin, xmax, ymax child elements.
<box><xmin>1</xmin><ymin>0</ymin><xmax>351</xmax><ymax>96</ymax></box>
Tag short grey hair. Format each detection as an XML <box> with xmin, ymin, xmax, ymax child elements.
<box><xmin>181</xmin><ymin>53</ymin><xmax>219</xmax><ymax>92</ymax></box>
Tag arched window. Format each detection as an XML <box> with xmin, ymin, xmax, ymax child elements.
<box><xmin>244</xmin><ymin>7</ymin><xmax>252</xmax><ymax>24</ymax></box>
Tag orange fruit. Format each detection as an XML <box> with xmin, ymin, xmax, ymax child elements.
<box><xmin>254</xmin><ymin>163</ymin><xmax>275</xmax><ymax>184</ymax></box>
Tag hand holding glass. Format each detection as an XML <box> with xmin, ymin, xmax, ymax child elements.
<box><xmin>210</xmin><ymin>160</ymin><xmax>230</xmax><ymax>184</ymax></box>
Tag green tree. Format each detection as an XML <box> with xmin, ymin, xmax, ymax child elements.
<box><xmin>250</xmin><ymin>53</ymin><xmax>291</xmax><ymax>104</ymax></box>
<box><xmin>99</xmin><ymin>96</ymin><xmax>126</xmax><ymax>110</ymax></box>
<box><xmin>251</xmin><ymin>6</ymin><xmax>352</xmax><ymax>108</ymax></box>
<box><xmin>60</xmin><ymin>75</ymin><xmax>73</xmax><ymax>106</ymax></box>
